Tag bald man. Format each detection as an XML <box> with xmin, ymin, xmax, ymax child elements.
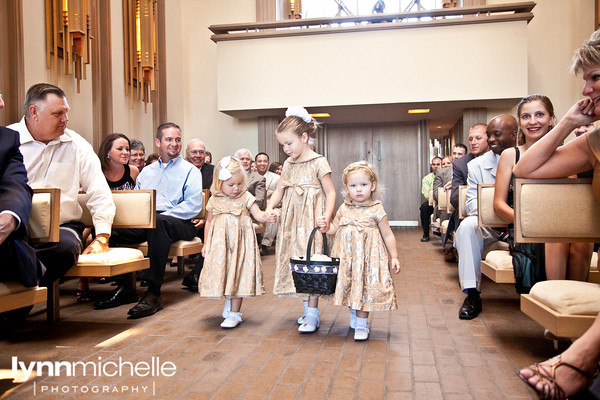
<box><xmin>455</xmin><ymin>115</ymin><xmax>517</xmax><ymax>320</ymax></box>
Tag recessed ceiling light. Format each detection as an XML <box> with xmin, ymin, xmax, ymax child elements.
<box><xmin>408</xmin><ymin>109</ymin><xmax>430</xmax><ymax>114</ymax></box>
<box><xmin>437</xmin><ymin>125</ymin><xmax>441</xmax><ymax>128</ymax></box>
<box><xmin>310</xmin><ymin>113</ymin><xmax>330</xmax><ymax>118</ymax></box>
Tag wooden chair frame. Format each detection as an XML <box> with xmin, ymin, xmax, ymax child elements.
<box><xmin>458</xmin><ymin>185</ymin><xmax>468</xmax><ymax>219</ymax></box>
<box><xmin>0</xmin><ymin>188</ymin><xmax>61</xmax><ymax>322</ymax></box>
<box><xmin>514</xmin><ymin>178</ymin><xmax>600</xmax><ymax>338</ymax></box>
<box><xmin>30</xmin><ymin>188</ymin><xmax>61</xmax><ymax>243</ymax></box>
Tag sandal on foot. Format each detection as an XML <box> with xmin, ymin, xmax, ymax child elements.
<box><xmin>76</xmin><ymin>289</ymin><xmax>92</xmax><ymax>303</ymax></box>
<box><xmin>517</xmin><ymin>355</ymin><xmax>598</xmax><ymax>400</ymax></box>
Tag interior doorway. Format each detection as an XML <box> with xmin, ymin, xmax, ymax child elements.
<box><xmin>325</xmin><ymin>123</ymin><xmax>422</xmax><ymax>225</ymax></box>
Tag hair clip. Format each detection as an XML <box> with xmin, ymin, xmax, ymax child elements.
<box><xmin>219</xmin><ymin>157</ymin><xmax>233</xmax><ymax>181</ymax></box>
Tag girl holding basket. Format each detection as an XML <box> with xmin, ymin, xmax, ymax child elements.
<box><xmin>266</xmin><ymin>106</ymin><xmax>336</xmax><ymax>333</ymax></box>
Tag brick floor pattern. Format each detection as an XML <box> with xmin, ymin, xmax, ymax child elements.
<box><xmin>1</xmin><ymin>228</ymin><xmax>562</xmax><ymax>399</ymax></box>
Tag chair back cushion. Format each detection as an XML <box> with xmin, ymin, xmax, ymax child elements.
<box><xmin>515</xmin><ymin>179</ymin><xmax>600</xmax><ymax>242</ymax></box>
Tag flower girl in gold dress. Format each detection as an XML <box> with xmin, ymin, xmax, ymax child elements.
<box><xmin>199</xmin><ymin>156</ymin><xmax>268</xmax><ymax>329</ymax></box>
<box><xmin>321</xmin><ymin>161</ymin><xmax>400</xmax><ymax>341</ymax></box>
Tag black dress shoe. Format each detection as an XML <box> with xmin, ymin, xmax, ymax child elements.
<box><xmin>140</xmin><ymin>279</ymin><xmax>149</xmax><ymax>287</ymax></box>
<box><xmin>459</xmin><ymin>295</ymin><xmax>482</xmax><ymax>320</ymax></box>
<box><xmin>260</xmin><ymin>245</ymin><xmax>268</xmax><ymax>256</ymax></box>
<box><xmin>94</xmin><ymin>286</ymin><xmax>138</xmax><ymax>310</ymax></box>
<box><xmin>443</xmin><ymin>247</ymin><xmax>457</xmax><ymax>262</ymax></box>
<box><xmin>128</xmin><ymin>292</ymin><xmax>163</xmax><ymax>319</ymax></box>
<box><xmin>181</xmin><ymin>271</ymin><xmax>199</xmax><ymax>291</ymax></box>
<box><xmin>420</xmin><ymin>235</ymin><xmax>430</xmax><ymax>242</ymax></box>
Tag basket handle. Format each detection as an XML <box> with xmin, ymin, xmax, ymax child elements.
<box><xmin>305</xmin><ymin>226</ymin><xmax>329</xmax><ymax>264</ymax></box>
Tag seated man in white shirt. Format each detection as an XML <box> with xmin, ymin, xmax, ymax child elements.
<box><xmin>8</xmin><ymin>83</ymin><xmax>115</xmax><ymax>287</ymax></box>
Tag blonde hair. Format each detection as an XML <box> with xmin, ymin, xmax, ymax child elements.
<box><xmin>210</xmin><ymin>157</ymin><xmax>247</xmax><ymax>196</ymax></box>
<box><xmin>571</xmin><ymin>29</ymin><xmax>600</xmax><ymax>74</ymax></box>
<box><xmin>342</xmin><ymin>161</ymin><xmax>383</xmax><ymax>201</ymax></box>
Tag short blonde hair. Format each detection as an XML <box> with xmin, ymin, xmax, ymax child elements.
<box><xmin>210</xmin><ymin>157</ymin><xmax>247</xmax><ymax>196</ymax></box>
<box><xmin>342</xmin><ymin>161</ymin><xmax>383</xmax><ymax>201</ymax></box>
<box><xmin>571</xmin><ymin>29</ymin><xmax>600</xmax><ymax>74</ymax></box>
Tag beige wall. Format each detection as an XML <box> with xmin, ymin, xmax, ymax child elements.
<box><xmin>19</xmin><ymin>0</ymin><xmax>598</xmax><ymax>155</ymax></box>
<box><xmin>21</xmin><ymin>0</ymin><xmax>154</xmax><ymax>149</ymax></box>
<box><xmin>174</xmin><ymin>0</ymin><xmax>259</xmax><ymax>161</ymax></box>
<box><xmin>217</xmin><ymin>21</ymin><xmax>528</xmax><ymax>111</ymax></box>
<box><xmin>22</xmin><ymin>0</ymin><xmax>94</xmax><ymax>143</ymax></box>
<box><xmin>487</xmin><ymin>0</ymin><xmax>595</xmax><ymax>127</ymax></box>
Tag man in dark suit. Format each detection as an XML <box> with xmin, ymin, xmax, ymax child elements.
<box><xmin>444</xmin><ymin>124</ymin><xmax>489</xmax><ymax>261</ymax></box>
<box><xmin>181</xmin><ymin>138</ymin><xmax>214</xmax><ymax>291</ymax></box>
<box><xmin>186</xmin><ymin>139</ymin><xmax>214</xmax><ymax>190</ymax></box>
<box><xmin>0</xmin><ymin>94</ymin><xmax>39</xmax><ymax>288</ymax></box>
<box><xmin>235</xmin><ymin>149</ymin><xmax>266</xmax><ymax>209</ymax></box>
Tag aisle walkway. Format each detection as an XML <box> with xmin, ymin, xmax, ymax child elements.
<box><xmin>1</xmin><ymin>228</ymin><xmax>554</xmax><ymax>399</ymax></box>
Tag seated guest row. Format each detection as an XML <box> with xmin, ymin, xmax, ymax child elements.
<box><xmin>0</xmin><ymin>82</ymin><xmax>280</xmax><ymax>321</ymax></box>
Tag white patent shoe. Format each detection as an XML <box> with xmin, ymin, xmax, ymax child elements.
<box><xmin>297</xmin><ymin>312</ymin><xmax>306</xmax><ymax>324</ymax></box>
<box><xmin>354</xmin><ymin>325</ymin><xmax>370</xmax><ymax>341</ymax></box>
<box><xmin>220</xmin><ymin>312</ymin><xmax>242</xmax><ymax>329</ymax></box>
<box><xmin>298</xmin><ymin>314</ymin><xmax>320</xmax><ymax>333</ymax></box>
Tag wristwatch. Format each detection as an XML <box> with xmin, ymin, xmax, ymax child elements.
<box><xmin>96</xmin><ymin>236</ymin><xmax>109</xmax><ymax>245</ymax></box>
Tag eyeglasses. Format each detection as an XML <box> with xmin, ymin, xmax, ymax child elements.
<box><xmin>189</xmin><ymin>150</ymin><xmax>205</xmax><ymax>155</ymax></box>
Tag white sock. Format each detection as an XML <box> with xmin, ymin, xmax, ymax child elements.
<box><xmin>303</xmin><ymin>300</ymin><xmax>309</xmax><ymax>313</ymax></box>
<box><xmin>356</xmin><ymin>317</ymin><xmax>368</xmax><ymax>328</ymax></box>
<box><xmin>306</xmin><ymin>307</ymin><xmax>319</xmax><ymax>317</ymax></box>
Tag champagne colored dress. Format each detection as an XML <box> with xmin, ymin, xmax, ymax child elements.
<box><xmin>587</xmin><ymin>128</ymin><xmax>600</xmax><ymax>201</ymax></box>
<box><xmin>199</xmin><ymin>191</ymin><xmax>265</xmax><ymax>298</ymax></box>
<box><xmin>273</xmin><ymin>154</ymin><xmax>332</xmax><ymax>296</ymax></box>
<box><xmin>332</xmin><ymin>200</ymin><xmax>398</xmax><ymax>311</ymax></box>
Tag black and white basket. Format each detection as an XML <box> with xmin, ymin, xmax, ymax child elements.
<box><xmin>290</xmin><ymin>227</ymin><xmax>340</xmax><ymax>295</ymax></box>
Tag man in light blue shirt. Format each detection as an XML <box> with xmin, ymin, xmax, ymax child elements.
<box><xmin>94</xmin><ymin>122</ymin><xmax>203</xmax><ymax>318</ymax></box>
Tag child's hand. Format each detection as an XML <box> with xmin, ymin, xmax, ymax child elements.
<box><xmin>316</xmin><ymin>216</ymin><xmax>329</xmax><ymax>232</ymax></box>
<box><xmin>201</xmin><ymin>246</ymin><xmax>207</xmax><ymax>257</ymax></box>
<box><xmin>192</xmin><ymin>218</ymin><xmax>205</xmax><ymax>229</ymax></box>
<box><xmin>390</xmin><ymin>258</ymin><xmax>401</xmax><ymax>274</ymax></box>
<box><xmin>265</xmin><ymin>209</ymin><xmax>277</xmax><ymax>224</ymax></box>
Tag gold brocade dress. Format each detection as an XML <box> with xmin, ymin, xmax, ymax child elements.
<box><xmin>331</xmin><ymin>200</ymin><xmax>397</xmax><ymax>311</ymax></box>
<box><xmin>273</xmin><ymin>154</ymin><xmax>332</xmax><ymax>296</ymax></box>
<box><xmin>587</xmin><ymin>128</ymin><xmax>600</xmax><ymax>201</ymax></box>
<box><xmin>199</xmin><ymin>191</ymin><xmax>265</xmax><ymax>298</ymax></box>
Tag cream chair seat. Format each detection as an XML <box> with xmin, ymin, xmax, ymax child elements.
<box><xmin>65</xmin><ymin>190</ymin><xmax>155</xmax><ymax>279</ymax></box>
<box><xmin>521</xmin><ymin>280</ymin><xmax>600</xmax><ymax>338</ymax></box>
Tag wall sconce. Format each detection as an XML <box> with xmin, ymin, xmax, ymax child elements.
<box><xmin>289</xmin><ymin>0</ymin><xmax>302</xmax><ymax>19</ymax></box>
<box><xmin>124</xmin><ymin>0</ymin><xmax>157</xmax><ymax>110</ymax></box>
<box><xmin>45</xmin><ymin>0</ymin><xmax>91</xmax><ymax>92</ymax></box>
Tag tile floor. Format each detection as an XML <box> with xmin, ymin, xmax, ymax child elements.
<box><xmin>1</xmin><ymin>227</ymin><xmax>563</xmax><ymax>399</ymax></box>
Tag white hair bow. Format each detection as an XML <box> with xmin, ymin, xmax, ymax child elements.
<box><xmin>286</xmin><ymin>106</ymin><xmax>312</xmax><ymax>123</ymax></box>
<box><xmin>219</xmin><ymin>156</ymin><xmax>232</xmax><ymax>181</ymax></box>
